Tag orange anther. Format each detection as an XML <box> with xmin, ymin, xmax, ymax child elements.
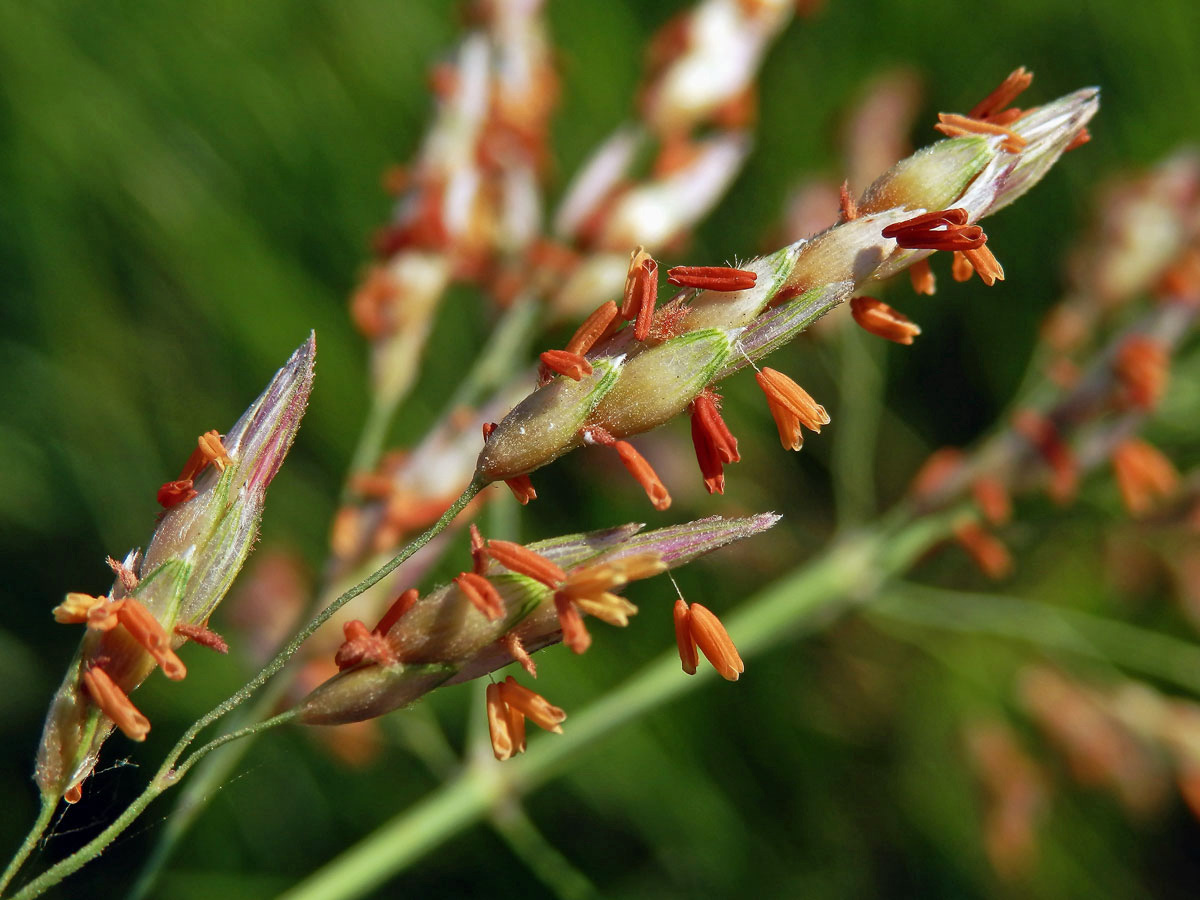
<box><xmin>157</xmin><ymin>479</ymin><xmax>198</xmax><ymax>509</ymax></box>
<box><xmin>117</xmin><ymin>599</ymin><xmax>186</xmax><ymax>680</ymax></box>
<box><xmin>565</xmin><ymin>300</ymin><xmax>619</xmax><ymax>357</ymax></box>
<box><xmin>374</xmin><ymin>588</ymin><xmax>420</xmax><ymax>636</ymax></box>
<box><xmin>485</xmin><ymin>540</ymin><xmax>566</xmax><ymax>588</ymax></box>
<box><xmin>554</xmin><ymin>593</ymin><xmax>592</xmax><ymax>654</ymax></box>
<box><xmin>498</xmin><ymin>676</ymin><xmax>566</xmax><ymax>733</ymax></box>
<box><xmin>83</xmin><ymin>665</ymin><xmax>151</xmax><ymax>741</ymax></box>
<box><xmin>849</xmin><ymin>296</ymin><xmax>921</xmax><ymax>345</ymax></box>
<box><xmin>666</xmin><ymin>266</ymin><xmax>758</xmax><ymax>291</ymax></box>
<box><xmin>755</xmin><ymin>367</ymin><xmax>830</xmax><ymax>451</ymax></box>
<box><xmin>1112</xmin><ymin>438</ymin><xmax>1179</xmax><ymax>517</ymax></box>
<box><xmin>455</xmin><ymin>572</ymin><xmax>506</xmax><ymax>621</ymax></box>
<box><xmin>613</xmin><ymin>440</ymin><xmax>672</xmax><ymax>510</ymax></box>
<box><xmin>969</xmin><ymin>67</ymin><xmax>1033</xmax><ymax>121</ymax></box>
<box><xmin>539</xmin><ymin>349</ymin><xmax>594</xmax><ymax>382</ymax></box>
<box><xmin>910</xmin><ymin>258</ymin><xmax>936</xmax><ymax>296</ymax></box>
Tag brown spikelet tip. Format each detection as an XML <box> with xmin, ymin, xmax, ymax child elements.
<box><xmin>174</xmin><ymin>622</ymin><xmax>229</xmax><ymax>654</ymax></box>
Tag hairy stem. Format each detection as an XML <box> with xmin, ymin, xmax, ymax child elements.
<box><xmin>0</xmin><ymin>795</ymin><xmax>56</xmax><ymax>896</ymax></box>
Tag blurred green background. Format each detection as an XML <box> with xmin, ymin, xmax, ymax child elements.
<box><xmin>3</xmin><ymin>0</ymin><xmax>1200</xmax><ymax>897</ymax></box>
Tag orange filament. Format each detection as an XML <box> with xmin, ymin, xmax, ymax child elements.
<box><xmin>1115</xmin><ymin>335</ymin><xmax>1168</xmax><ymax>410</ymax></box>
<box><xmin>455</xmin><ymin>572</ymin><xmax>505</xmax><ymax>621</ymax></box>
<box><xmin>374</xmin><ymin>588</ymin><xmax>420</xmax><ymax>636</ymax></box>
<box><xmin>634</xmin><ymin>258</ymin><xmax>659</xmax><ymax>341</ymax></box>
<box><xmin>565</xmin><ymin>300</ymin><xmax>619</xmax><ymax>356</ymax></box>
<box><xmin>954</xmin><ymin>521</ymin><xmax>1013</xmax><ymax>580</ymax></box>
<box><xmin>882</xmin><ymin>208</ymin><xmax>987</xmax><ymax>252</ymax></box>
<box><xmin>666</xmin><ymin>266</ymin><xmax>758</xmax><ymax>291</ymax></box>
<box><xmin>673</xmin><ymin>598</ymin><xmax>699</xmax><ymax>675</ymax></box>
<box><xmin>117</xmin><ymin>599</ymin><xmax>186</xmax><ymax>680</ymax></box>
<box><xmin>498</xmin><ymin>676</ymin><xmax>566</xmax><ymax>733</ymax></box>
<box><xmin>1112</xmin><ymin>438</ymin><xmax>1179</xmax><ymax>517</ymax></box>
<box><xmin>157</xmin><ymin>479</ymin><xmax>197</xmax><ymax>509</ymax></box>
<box><xmin>334</xmin><ymin>620</ymin><xmax>397</xmax><ymax>670</ymax></box>
<box><xmin>613</xmin><ymin>440</ymin><xmax>672</xmax><ymax>510</ymax></box>
<box><xmin>174</xmin><ymin>622</ymin><xmax>229</xmax><ymax>654</ymax></box>
<box><xmin>622</xmin><ymin>247</ymin><xmax>654</xmax><ymax>319</ymax></box>
<box><xmin>673</xmin><ymin>599</ymin><xmax>743</xmax><ymax>681</ymax></box>
<box><xmin>485</xmin><ymin>540</ymin><xmax>566</xmax><ymax>588</ymax></box>
<box><xmin>539</xmin><ymin>349</ymin><xmax>593</xmax><ymax>381</ymax></box>
<box><xmin>910</xmin><ymin>258</ymin><xmax>936</xmax><ymax>295</ymax></box>
<box><xmin>969</xmin><ymin>67</ymin><xmax>1033</xmax><ymax>121</ymax></box>
<box><xmin>839</xmin><ymin>180</ymin><xmax>859</xmax><ymax>221</ymax></box>
<box><xmin>503</xmin><ymin>632</ymin><xmax>537</xmax><ymax>678</ymax></box>
<box><xmin>83</xmin><ymin>666</ymin><xmax>151</xmax><ymax>741</ymax></box>
<box><xmin>849</xmin><ymin>296</ymin><xmax>921</xmax><ymax>345</ymax></box>
<box><xmin>554</xmin><ymin>593</ymin><xmax>592</xmax><ymax>654</ymax></box>
<box><xmin>935</xmin><ymin>113</ymin><xmax>1027</xmax><ymax>154</ymax></box>
<box><xmin>1012</xmin><ymin>410</ymin><xmax>1077</xmax><ymax>505</ymax></box>
<box><xmin>972</xmin><ymin>477</ymin><xmax>1013</xmax><ymax>526</ymax></box>
<box><xmin>755</xmin><ymin>367</ymin><xmax>830</xmax><ymax>451</ymax></box>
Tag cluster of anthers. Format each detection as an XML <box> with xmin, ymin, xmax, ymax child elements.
<box><xmin>50</xmin><ymin>430</ymin><xmax>236</xmax><ymax>785</ymax></box>
<box><xmin>155</xmin><ymin>429</ymin><xmax>231</xmax><ymax>509</ymax></box>
<box><xmin>475</xmin><ymin>68</ymin><xmax>1097</xmax><ymax>513</ymax></box>
<box><xmin>331</xmin><ymin>524</ymin><xmax>743</xmax><ymax>760</ymax></box>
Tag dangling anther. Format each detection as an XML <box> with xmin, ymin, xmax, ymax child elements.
<box><xmin>622</xmin><ymin>247</ymin><xmax>654</xmax><ymax>320</ymax></box>
<box><xmin>755</xmin><ymin>367</ymin><xmax>830</xmax><ymax>451</ymax></box>
<box><xmin>82</xmin><ymin>665</ymin><xmax>151</xmax><ymax>741</ymax></box>
<box><xmin>850</xmin><ymin>296</ymin><xmax>921</xmax><ymax>345</ymax></box>
<box><xmin>910</xmin><ymin>258</ymin><xmax>936</xmax><ymax>295</ymax></box>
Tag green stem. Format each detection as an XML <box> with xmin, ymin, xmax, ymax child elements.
<box><xmin>279</xmin><ymin>509</ymin><xmax>959</xmax><ymax>900</ymax></box>
<box><xmin>8</xmin><ymin>478</ymin><xmax>485</xmax><ymax>900</ymax></box>
<box><xmin>0</xmin><ymin>795</ymin><xmax>56</xmax><ymax>896</ymax></box>
<box><xmin>872</xmin><ymin>585</ymin><xmax>1200</xmax><ymax>695</ymax></box>
<box><xmin>832</xmin><ymin>324</ymin><xmax>884</xmax><ymax>531</ymax></box>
